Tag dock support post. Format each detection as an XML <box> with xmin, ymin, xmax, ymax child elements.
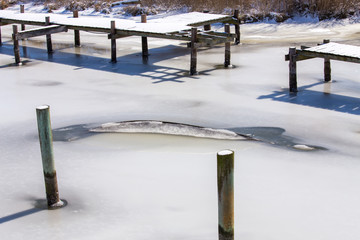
<box><xmin>45</xmin><ymin>17</ymin><xmax>53</xmax><ymax>54</ymax></box>
<box><xmin>73</xmin><ymin>11</ymin><xmax>80</xmax><ymax>47</ymax></box>
<box><xmin>0</xmin><ymin>24</ymin><xmax>3</xmax><ymax>46</ymax></box>
<box><xmin>233</xmin><ymin>9</ymin><xmax>240</xmax><ymax>45</ymax></box>
<box><xmin>190</xmin><ymin>27</ymin><xmax>198</xmax><ymax>75</ymax></box>
<box><xmin>217</xmin><ymin>150</ymin><xmax>234</xmax><ymax>240</ymax></box>
<box><xmin>110</xmin><ymin>20</ymin><xmax>117</xmax><ymax>63</ymax></box>
<box><xmin>36</xmin><ymin>105</ymin><xmax>63</xmax><ymax>209</ymax></box>
<box><xmin>224</xmin><ymin>24</ymin><xmax>231</xmax><ymax>67</ymax></box>
<box><xmin>20</xmin><ymin>5</ymin><xmax>25</xmax><ymax>31</ymax></box>
<box><xmin>141</xmin><ymin>14</ymin><xmax>149</xmax><ymax>63</ymax></box>
<box><xmin>203</xmin><ymin>10</ymin><xmax>211</xmax><ymax>31</ymax></box>
<box><xmin>12</xmin><ymin>25</ymin><xmax>21</xmax><ymax>64</ymax></box>
<box><xmin>289</xmin><ymin>47</ymin><xmax>297</xmax><ymax>93</ymax></box>
<box><xmin>323</xmin><ymin>39</ymin><xmax>331</xmax><ymax>82</ymax></box>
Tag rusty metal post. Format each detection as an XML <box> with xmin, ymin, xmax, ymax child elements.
<box><xmin>217</xmin><ymin>150</ymin><xmax>234</xmax><ymax>240</ymax></box>
<box><xmin>36</xmin><ymin>105</ymin><xmax>64</xmax><ymax>209</ymax></box>
<box><xmin>141</xmin><ymin>14</ymin><xmax>149</xmax><ymax>63</ymax></box>
<box><xmin>110</xmin><ymin>20</ymin><xmax>117</xmax><ymax>63</ymax></box>
<box><xmin>323</xmin><ymin>39</ymin><xmax>331</xmax><ymax>82</ymax></box>
<box><xmin>289</xmin><ymin>47</ymin><xmax>297</xmax><ymax>93</ymax></box>
<box><xmin>224</xmin><ymin>24</ymin><xmax>231</xmax><ymax>67</ymax></box>
<box><xmin>12</xmin><ymin>25</ymin><xmax>21</xmax><ymax>64</ymax></box>
<box><xmin>73</xmin><ymin>11</ymin><xmax>80</xmax><ymax>47</ymax></box>
<box><xmin>203</xmin><ymin>10</ymin><xmax>211</xmax><ymax>31</ymax></box>
<box><xmin>45</xmin><ymin>16</ymin><xmax>53</xmax><ymax>53</ymax></box>
<box><xmin>233</xmin><ymin>9</ymin><xmax>240</xmax><ymax>44</ymax></box>
<box><xmin>190</xmin><ymin>27</ymin><xmax>197</xmax><ymax>75</ymax></box>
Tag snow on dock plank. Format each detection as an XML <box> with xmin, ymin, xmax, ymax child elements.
<box><xmin>304</xmin><ymin>42</ymin><xmax>360</xmax><ymax>59</ymax></box>
<box><xmin>0</xmin><ymin>10</ymin><xmax>232</xmax><ymax>34</ymax></box>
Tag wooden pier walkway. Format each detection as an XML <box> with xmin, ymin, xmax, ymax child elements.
<box><xmin>285</xmin><ymin>40</ymin><xmax>360</xmax><ymax>92</ymax></box>
<box><xmin>0</xmin><ymin>8</ymin><xmax>240</xmax><ymax>74</ymax></box>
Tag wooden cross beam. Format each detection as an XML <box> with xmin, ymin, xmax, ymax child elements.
<box><xmin>14</xmin><ymin>25</ymin><xmax>68</xmax><ymax>40</ymax></box>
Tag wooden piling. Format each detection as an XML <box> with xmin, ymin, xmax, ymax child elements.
<box><xmin>233</xmin><ymin>9</ymin><xmax>240</xmax><ymax>45</ymax></box>
<box><xmin>190</xmin><ymin>27</ymin><xmax>198</xmax><ymax>75</ymax></box>
<box><xmin>73</xmin><ymin>11</ymin><xmax>80</xmax><ymax>47</ymax></box>
<box><xmin>12</xmin><ymin>25</ymin><xmax>21</xmax><ymax>64</ymax></box>
<box><xmin>203</xmin><ymin>10</ymin><xmax>211</xmax><ymax>31</ymax></box>
<box><xmin>224</xmin><ymin>24</ymin><xmax>231</xmax><ymax>67</ymax></box>
<box><xmin>323</xmin><ymin>39</ymin><xmax>331</xmax><ymax>82</ymax></box>
<box><xmin>141</xmin><ymin>14</ymin><xmax>149</xmax><ymax>62</ymax></box>
<box><xmin>110</xmin><ymin>20</ymin><xmax>117</xmax><ymax>63</ymax></box>
<box><xmin>289</xmin><ymin>47</ymin><xmax>297</xmax><ymax>93</ymax></box>
<box><xmin>20</xmin><ymin>5</ymin><xmax>25</xmax><ymax>31</ymax></box>
<box><xmin>45</xmin><ymin>17</ymin><xmax>53</xmax><ymax>53</ymax></box>
<box><xmin>217</xmin><ymin>150</ymin><xmax>234</xmax><ymax>240</ymax></box>
<box><xmin>36</xmin><ymin>105</ymin><xmax>63</xmax><ymax>208</ymax></box>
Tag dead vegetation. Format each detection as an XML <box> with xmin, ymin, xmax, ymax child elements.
<box><xmin>1</xmin><ymin>0</ymin><xmax>359</xmax><ymax>21</ymax></box>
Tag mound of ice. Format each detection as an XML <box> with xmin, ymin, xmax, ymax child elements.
<box><xmin>90</xmin><ymin>120</ymin><xmax>248</xmax><ymax>140</ymax></box>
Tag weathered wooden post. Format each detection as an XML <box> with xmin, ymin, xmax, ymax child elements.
<box><xmin>0</xmin><ymin>24</ymin><xmax>2</xmax><ymax>45</ymax></box>
<box><xmin>20</xmin><ymin>5</ymin><xmax>25</xmax><ymax>31</ymax></box>
<box><xmin>233</xmin><ymin>9</ymin><xmax>240</xmax><ymax>45</ymax></box>
<box><xmin>110</xmin><ymin>20</ymin><xmax>117</xmax><ymax>63</ymax></box>
<box><xmin>217</xmin><ymin>150</ymin><xmax>234</xmax><ymax>240</ymax></box>
<box><xmin>289</xmin><ymin>47</ymin><xmax>297</xmax><ymax>93</ymax></box>
<box><xmin>224</xmin><ymin>24</ymin><xmax>231</xmax><ymax>67</ymax></box>
<box><xmin>36</xmin><ymin>105</ymin><xmax>64</xmax><ymax>209</ymax></box>
<box><xmin>323</xmin><ymin>39</ymin><xmax>331</xmax><ymax>82</ymax></box>
<box><xmin>12</xmin><ymin>25</ymin><xmax>21</xmax><ymax>64</ymax></box>
<box><xmin>203</xmin><ymin>10</ymin><xmax>211</xmax><ymax>31</ymax></box>
<box><xmin>141</xmin><ymin>14</ymin><xmax>149</xmax><ymax>63</ymax></box>
<box><xmin>73</xmin><ymin>10</ymin><xmax>80</xmax><ymax>47</ymax></box>
<box><xmin>190</xmin><ymin>27</ymin><xmax>198</xmax><ymax>75</ymax></box>
<box><xmin>45</xmin><ymin>16</ymin><xmax>53</xmax><ymax>53</ymax></box>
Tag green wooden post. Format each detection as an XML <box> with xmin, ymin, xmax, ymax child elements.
<box><xmin>217</xmin><ymin>150</ymin><xmax>234</xmax><ymax>240</ymax></box>
<box><xmin>73</xmin><ymin>11</ymin><xmax>80</xmax><ymax>47</ymax></box>
<box><xmin>20</xmin><ymin>5</ymin><xmax>25</xmax><ymax>31</ymax></box>
<box><xmin>36</xmin><ymin>105</ymin><xmax>63</xmax><ymax>208</ymax></box>
<box><xmin>12</xmin><ymin>25</ymin><xmax>21</xmax><ymax>64</ymax></box>
<box><xmin>323</xmin><ymin>39</ymin><xmax>331</xmax><ymax>82</ymax></box>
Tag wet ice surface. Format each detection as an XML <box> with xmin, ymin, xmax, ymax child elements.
<box><xmin>1</xmin><ymin>20</ymin><xmax>360</xmax><ymax>240</ymax></box>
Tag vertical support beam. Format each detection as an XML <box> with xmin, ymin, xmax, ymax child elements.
<box><xmin>289</xmin><ymin>47</ymin><xmax>297</xmax><ymax>93</ymax></box>
<box><xmin>141</xmin><ymin>14</ymin><xmax>149</xmax><ymax>63</ymax></box>
<box><xmin>73</xmin><ymin>11</ymin><xmax>80</xmax><ymax>47</ymax></box>
<box><xmin>190</xmin><ymin>27</ymin><xmax>198</xmax><ymax>75</ymax></box>
<box><xmin>12</xmin><ymin>25</ymin><xmax>21</xmax><ymax>64</ymax></box>
<box><xmin>233</xmin><ymin>9</ymin><xmax>240</xmax><ymax>45</ymax></box>
<box><xmin>217</xmin><ymin>150</ymin><xmax>234</xmax><ymax>240</ymax></box>
<box><xmin>45</xmin><ymin>17</ymin><xmax>53</xmax><ymax>54</ymax></box>
<box><xmin>20</xmin><ymin>5</ymin><xmax>25</xmax><ymax>31</ymax></box>
<box><xmin>323</xmin><ymin>39</ymin><xmax>331</xmax><ymax>82</ymax></box>
<box><xmin>203</xmin><ymin>10</ymin><xmax>211</xmax><ymax>31</ymax></box>
<box><xmin>110</xmin><ymin>20</ymin><xmax>117</xmax><ymax>63</ymax></box>
<box><xmin>0</xmin><ymin>24</ymin><xmax>3</xmax><ymax>46</ymax></box>
<box><xmin>224</xmin><ymin>24</ymin><xmax>231</xmax><ymax>68</ymax></box>
<box><xmin>36</xmin><ymin>105</ymin><xmax>63</xmax><ymax>208</ymax></box>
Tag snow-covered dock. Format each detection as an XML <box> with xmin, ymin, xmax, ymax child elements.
<box><xmin>0</xmin><ymin>9</ymin><xmax>240</xmax><ymax>73</ymax></box>
<box><xmin>285</xmin><ymin>40</ymin><xmax>360</xmax><ymax>92</ymax></box>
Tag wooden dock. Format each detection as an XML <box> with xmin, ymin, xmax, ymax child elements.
<box><xmin>0</xmin><ymin>7</ymin><xmax>240</xmax><ymax>74</ymax></box>
<box><xmin>285</xmin><ymin>40</ymin><xmax>360</xmax><ymax>92</ymax></box>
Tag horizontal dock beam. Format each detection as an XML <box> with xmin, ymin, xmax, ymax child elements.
<box><xmin>14</xmin><ymin>25</ymin><xmax>68</xmax><ymax>40</ymax></box>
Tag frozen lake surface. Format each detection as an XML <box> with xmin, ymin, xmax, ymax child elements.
<box><xmin>1</xmin><ymin>11</ymin><xmax>360</xmax><ymax>240</ymax></box>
